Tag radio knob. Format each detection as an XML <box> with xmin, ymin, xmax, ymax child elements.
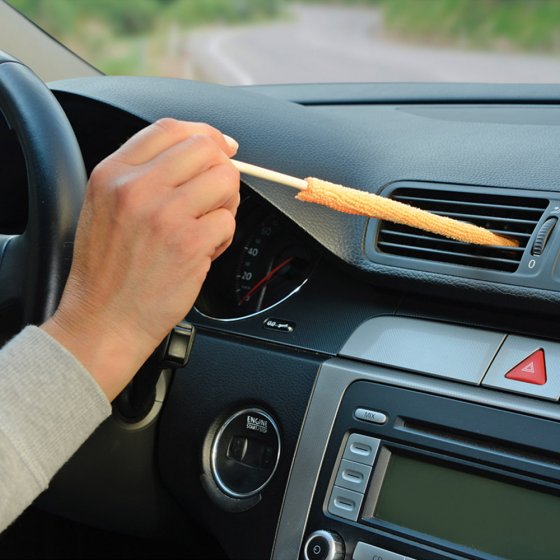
<box><xmin>303</xmin><ymin>530</ymin><xmax>344</xmax><ymax>560</ymax></box>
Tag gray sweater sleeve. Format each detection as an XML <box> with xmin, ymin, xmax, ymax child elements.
<box><xmin>0</xmin><ymin>326</ymin><xmax>111</xmax><ymax>532</ymax></box>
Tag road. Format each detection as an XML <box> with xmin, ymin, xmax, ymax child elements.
<box><xmin>184</xmin><ymin>4</ymin><xmax>560</xmax><ymax>85</ymax></box>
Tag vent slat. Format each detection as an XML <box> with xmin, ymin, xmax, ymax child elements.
<box><xmin>429</xmin><ymin>211</ymin><xmax>537</xmax><ymax>226</ymax></box>
<box><xmin>378</xmin><ymin>242</ymin><xmax>521</xmax><ymax>265</ymax></box>
<box><xmin>380</xmin><ymin>226</ymin><xmax>531</xmax><ymax>241</ymax></box>
<box><xmin>394</xmin><ymin>196</ymin><xmax>545</xmax><ymax>214</ymax></box>
<box><xmin>393</xmin><ymin>189</ymin><xmax>547</xmax><ymax>207</ymax></box>
<box><xmin>376</xmin><ymin>187</ymin><xmax>548</xmax><ymax>272</ymax></box>
<box><xmin>487</xmin><ymin>230</ymin><xmax>531</xmax><ymax>239</ymax></box>
<box><xmin>380</xmin><ymin>229</ymin><xmax>526</xmax><ymax>252</ymax></box>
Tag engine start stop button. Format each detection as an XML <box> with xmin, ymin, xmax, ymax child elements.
<box><xmin>211</xmin><ymin>408</ymin><xmax>281</xmax><ymax>498</ymax></box>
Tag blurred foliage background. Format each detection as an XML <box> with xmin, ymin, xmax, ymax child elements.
<box><xmin>380</xmin><ymin>0</ymin><xmax>560</xmax><ymax>52</ymax></box>
<box><xmin>9</xmin><ymin>0</ymin><xmax>287</xmax><ymax>74</ymax></box>
<box><xmin>303</xmin><ymin>0</ymin><xmax>560</xmax><ymax>52</ymax></box>
<box><xmin>8</xmin><ymin>0</ymin><xmax>560</xmax><ymax>76</ymax></box>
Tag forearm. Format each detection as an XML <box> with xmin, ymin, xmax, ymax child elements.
<box><xmin>0</xmin><ymin>326</ymin><xmax>111</xmax><ymax>532</ymax></box>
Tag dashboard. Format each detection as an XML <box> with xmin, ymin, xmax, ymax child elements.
<box><xmin>4</xmin><ymin>76</ymin><xmax>560</xmax><ymax>559</ymax></box>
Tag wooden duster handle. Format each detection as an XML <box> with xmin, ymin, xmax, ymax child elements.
<box><xmin>232</xmin><ymin>160</ymin><xmax>307</xmax><ymax>190</ymax></box>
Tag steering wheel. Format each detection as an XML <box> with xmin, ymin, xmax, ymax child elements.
<box><xmin>0</xmin><ymin>51</ymin><xmax>86</xmax><ymax>332</ymax></box>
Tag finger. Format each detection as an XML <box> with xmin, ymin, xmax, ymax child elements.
<box><xmin>172</xmin><ymin>162</ymin><xmax>240</xmax><ymax>218</ymax></box>
<box><xmin>197</xmin><ymin>208</ymin><xmax>237</xmax><ymax>257</ymax></box>
<box><xmin>212</xmin><ymin>238</ymin><xmax>234</xmax><ymax>261</ymax></box>
<box><xmin>229</xmin><ymin>190</ymin><xmax>242</xmax><ymax>219</ymax></box>
<box><xmin>147</xmin><ymin>134</ymin><xmax>233</xmax><ymax>189</ymax></box>
<box><xmin>111</xmin><ymin>119</ymin><xmax>237</xmax><ymax>165</ymax></box>
<box><xmin>222</xmin><ymin>135</ymin><xmax>239</xmax><ymax>154</ymax></box>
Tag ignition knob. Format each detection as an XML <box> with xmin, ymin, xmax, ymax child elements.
<box><xmin>303</xmin><ymin>530</ymin><xmax>344</xmax><ymax>560</ymax></box>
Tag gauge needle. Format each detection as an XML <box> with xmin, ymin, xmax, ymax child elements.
<box><xmin>239</xmin><ymin>256</ymin><xmax>294</xmax><ymax>305</ymax></box>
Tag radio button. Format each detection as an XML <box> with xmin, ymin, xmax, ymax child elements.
<box><xmin>343</xmin><ymin>433</ymin><xmax>380</xmax><ymax>466</ymax></box>
<box><xmin>335</xmin><ymin>459</ymin><xmax>372</xmax><ymax>494</ymax></box>
<box><xmin>355</xmin><ymin>407</ymin><xmax>388</xmax><ymax>425</ymax></box>
<box><xmin>353</xmin><ymin>542</ymin><xmax>405</xmax><ymax>560</ymax></box>
<box><xmin>328</xmin><ymin>486</ymin><xmax>363</xmax><ymax>521</ymax></box>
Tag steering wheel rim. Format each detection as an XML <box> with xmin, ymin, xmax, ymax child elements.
<box><xmin>0</xmin><ymin>51</ymin><xmax>86</xmax><ymax>329</ymax></box>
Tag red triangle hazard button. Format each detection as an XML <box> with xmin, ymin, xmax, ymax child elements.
<box><xmin>505</xmin><ymin>349</ymin><xmax>547</xmax><ymax>385</ymax></box>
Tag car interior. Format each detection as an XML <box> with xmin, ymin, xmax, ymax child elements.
<box><xmin>2</xmin><ymin>2</ymin><xmax>560</xmax><ymax>560</ymax></box>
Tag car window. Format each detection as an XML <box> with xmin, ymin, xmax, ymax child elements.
<box><xmin>7</xmin><ymin>0</ymin><xmax>560</xmax><ymax>84</ymax></box>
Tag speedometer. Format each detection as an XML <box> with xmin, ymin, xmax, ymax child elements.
<box><xmin>194</xmin><ymin>191</ymin><xmax>316</xmax><ymax>320</ymax></box>
<box><xmin>235</xmin><ymin>214</ymin><xmax>313</xmax><ymax>315</ymax></box>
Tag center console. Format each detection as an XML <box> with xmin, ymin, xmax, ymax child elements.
<box><xmin>272</xmin><ymin>317</ymin><xmax>560</xmax><ymax>560</ymax></box>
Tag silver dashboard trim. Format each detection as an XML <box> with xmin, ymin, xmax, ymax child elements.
<box><xmin>339</xmin><ymin>316</ymin><xmax>506</xmax><ymax>385</ymax></box>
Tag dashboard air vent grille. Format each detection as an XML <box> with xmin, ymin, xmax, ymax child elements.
<box><xmin>376</xmin><ymin>187</ymin><xmax>548</xmax><ymax>272</ymax></box>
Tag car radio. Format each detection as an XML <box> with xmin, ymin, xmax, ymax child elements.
<box><xmin>300</xmin><ymin>379</ymin><xmax>560</xmax><ymax>560</ymax></box>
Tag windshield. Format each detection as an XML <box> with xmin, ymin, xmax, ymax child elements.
<box><xmin>7</xmin><ymin>0</ymin><xmax>560</xmax><ymax>84</ymax></box>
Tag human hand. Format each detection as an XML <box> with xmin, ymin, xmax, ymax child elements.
<box><xmin>42</xmin><ymin>119</ymin><xmax>240</xmax><ymax>400</ymax></box>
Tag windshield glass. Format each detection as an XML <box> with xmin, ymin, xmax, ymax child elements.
<box><xmin>8</xmin><ymin>0</ymin><xmax>560</xmax><ymax>84</ymax></box>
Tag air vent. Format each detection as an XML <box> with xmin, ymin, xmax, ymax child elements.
<box><xmin>377</xmin><ymin>187</ymin><xmax>548</xmax><ymax>272</ymax></box>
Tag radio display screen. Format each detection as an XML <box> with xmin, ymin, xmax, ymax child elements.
<box><xmin>371</xmin><ymin>451</ymin><xmax>560</xmax><ymax>560</ymax></box>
